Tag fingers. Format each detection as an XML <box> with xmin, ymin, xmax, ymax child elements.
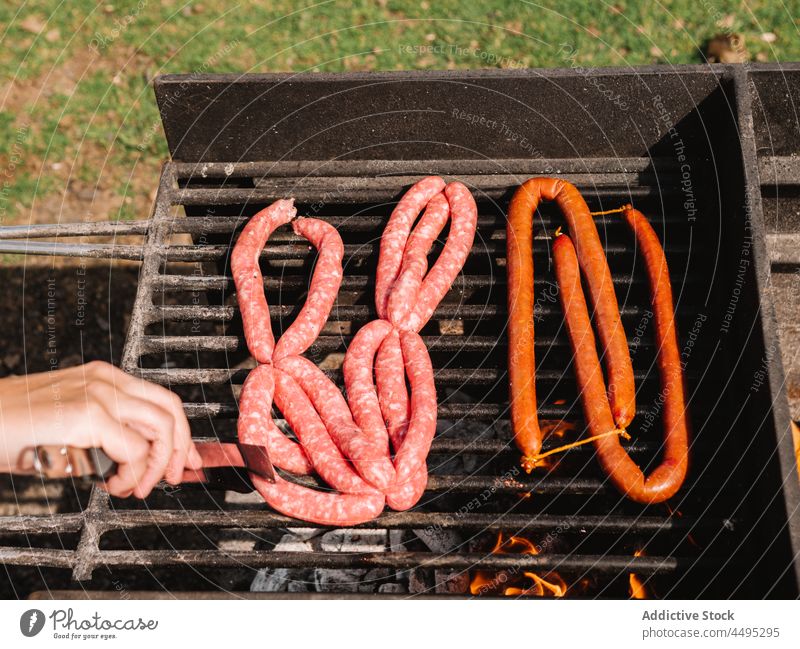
<box><xmin>102</xmin><ymin>364</ymin><xmax>200</xmax><ymax>480</ymax></box>
<box><xmin>94</xmin><ymin>422</ymin><xmax>150</xmax><ymax>498</ymax></box>
<box><xmin>103</xmin><ymin>456</ymin><xmax>147</xmax><ymax>499</ymax></box>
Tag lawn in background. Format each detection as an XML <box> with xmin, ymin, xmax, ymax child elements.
<box><xmin>0</xmin><ymin>0</ymin><xmax>798</xmax><ymax>226</ymax></box>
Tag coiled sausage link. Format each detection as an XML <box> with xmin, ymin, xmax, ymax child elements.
<box><xmin>507</xmin><ymin>178</ymin><xmax>635</xmax><ymax>463</ymax></box>
<box><xmin>233</xmin><ymin>201</ymin><xmax>386</xmax><ymax>524</ymax></box>
<box><xmin>552</xmin><ymin>218</ymin><xmax>689</xmax><ymax>504</ymax></box>
<box><xmin>346</xmin><ymin>178</ymin><xmax>477</xmax><ymax>511</ymax></box>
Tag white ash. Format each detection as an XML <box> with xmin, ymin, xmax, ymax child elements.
<box><xmin>251</xmin><ymin>567</ymin><xmax>292</xmax><ymax>592</ymax></box>
<box><xmin>413</xmin><ymin>527</ymin><xmax>463</xmax><ymax>554</ymax></box>
<box><xmin>273</xmin><ymin>532</ymin><xmax>315</xmax><ymax>553</ymax></box>
<box><xmin>287</xmin><ymin>580</ymin><xmax>311</xmax><ymax>593</ymax></box>
<box><xmin>314</xmin><ymin>568</ymin><xmax>365</xmax><ymax>593</ymax></box>
<box><xmin>314</xmin><ymin>529</ymin><xmax>388</xmax><ymax>591</ymax></box>
<box><xmin>285</xmin><ymin>527</ymin><xmax>324</xmax><ymax>542</ymax></box>
<box><xmin>319</xmin><ymin>529</ymin><xmax>387</xmax><ymax>553</ymax></box>
<box><xmin>413</xmin><ymin>527</ymin><xmax>470</xmax><ymax>595</ymax></box>
<box><xmin>250</xmin><ymin>533</ymin><xmax>314</xmax><ymax>593</ymax></box>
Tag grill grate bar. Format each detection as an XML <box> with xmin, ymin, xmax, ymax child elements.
<box><xmin>148</xmin><ymin>301</ymin><xmax>695</xmax><ymax>324</ymax></box>
<box><xmin>151</xmin><ymin>273</ymin><xmax>681</xmax><ymax>293</ymax></box>
<box><xmin>142</xmin><ymin>334</ymin><xmax>656</xmax><ymax>355</ymax></box>
<box><xmin>158</xmin><ymin>241</ymin><xmax>688</xmax><ymax>262</ymax></box>
<box><xmin>0</xmin><ymin>509</ymin><xmax>729</xmax><ymax>535</ymax></box>
<box><xmin>172</xmin><ymin>157</ymin><xmax>680</xmax><ymax>179</ymax></box>
<box><xmin>161</xmin><ymin>213</ymin><xmax>687</xmax><ymax>235</ymax></box>
<box><xmin>286</xmin><ymin>473</ymin><xmax>610</xmax><ymax>495</ymax></box>
<box><xmin>0</xmin><ymin>547</ymin><xmax>705</xmax><ymax>575</ymax></box>
<box><xmin>173</xmin><ymin>181</ymin><xmax>681</xmax><ymax>206</ymax></box>
<box><xmin>181</xmin><ymin>430</ymin><xmax>662</xmax><ymax>456</ymax></box>
<box><xmin>0</xmin><ymin>220</ymin><xmax>150</xmax><ymax>239</ymax></box>
<box><xmin>181</xmin><ymin>402</ymin><xmax>659</xmax><ymax>424</ymax></box>
<box><xmin>133</xmin><ymin>366</ymin><xmax>664</xmax><ymax>386</ymax></box>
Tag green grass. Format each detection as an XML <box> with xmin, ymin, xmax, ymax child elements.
<box><xmin>1</xmin><ymin>0</ymin><xmax>799</xmax><ymax>224</ymax></box>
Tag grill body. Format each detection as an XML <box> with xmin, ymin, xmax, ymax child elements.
<box><xmin>1</xmin><ymin>65</ymin><xmax>798</xmax><ymax>598</ymax></box>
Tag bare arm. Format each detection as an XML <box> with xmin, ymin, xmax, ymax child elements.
<box><xmin>0</xmin><ymin>361</ymin><xmax>202</xmax><ymax>498</ymax></box>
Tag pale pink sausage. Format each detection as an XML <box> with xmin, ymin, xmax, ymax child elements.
<box><xmin>375</xmin><ymin>329</ymin><xmax>410</xmax><ymax>450</ymax></box>
<box><xmin>385</xmin><ymin>466</ymin><xmax>428</xmax><ymax>511</ymax></box>
<box><xmin>375</xmin><ymin>176</ymin><xmax>446</xmax><ymax>319</ymax></box>
<box><xmin>273</xmin><ymin>217</ymin><xmax>344</xmax><ymax>360</ymax></box>
<box><xmin>272</xmin><ymin>368</ymin><xmax>377</xmax><ymax>496</ymax></box>
<box><xmin>252</xmin><ymin>475</ymin><xmax>386</xmax><ymax>526</ymax></box>
<box><xmin>342</xmin><ymin>319</ymin><xmax>396</xmax><ymax>488</ymax></box>
<box><xmin>237</xmin><ymin>364</ymin><xmax>313</xmax><ymax>475</ymax></box>
<box><xmin>386</xmin><ymin>192</ymin><xmax>450</xmax><ymax>327</ymax></box>
<box><xmin>275</xmin><ymin>354</ymin><xmax>395</xmax><ymax>491</ymax></box>
<box><xmin>230</xmin><ymin>199</ymin><xmax>296</xmax><ymax>364</ymax></box>
<box><xmin>406</xmin><ymin>181</ymin><xmax>478</xmax><ymax>332</ymax></box>
<box><xmin>392</xmin><ymin>331</ymin><xmax>437</xmax><ymax>485</ymax></box>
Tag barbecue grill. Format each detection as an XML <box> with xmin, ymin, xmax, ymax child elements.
<box><xmin>1</xmin><ymin>64</ymin><xmax>798</xmax><ymax>598</ymax></box>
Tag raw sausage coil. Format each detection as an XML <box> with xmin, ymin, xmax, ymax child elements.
<box><xmin>345</xmin><ymin>177</ymin><xmax>478</xmax><ymax>511</ymax></box>
<box><xmin>233</xmin><ymin>200</ymin><xmax>384</xmax><ymax>524</ymax></box>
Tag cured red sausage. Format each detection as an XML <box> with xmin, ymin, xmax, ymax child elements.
<box><xmin>552</xmin><ymin>224</ymin><xmax>688</xmax><ymax>504</ymax></box>
<box><xmin>231</xmin><ymin>199</ymin><xmax>296</xmax><ymax>364</ymax></box>
<box><xmin>507</xmin><ymin>178</ymin><xmax>635</xmax><ymax>464</ymax></box>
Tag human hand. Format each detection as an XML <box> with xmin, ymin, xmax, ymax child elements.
<box><xmin>0</xmin><ymin>361</ymin><xmax>202</xmax><ymax>498</ymax></box>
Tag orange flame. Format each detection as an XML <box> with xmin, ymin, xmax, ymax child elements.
<box><xmin>665</xmin><ymin>505</ymin><xmax>701</xmax><ymax>549</ymax></box>
<box><xmin>629</xmin><ymin>549</ymin><xmax>649</xmax><ymax>599</ymax></box>
<box><xmin>470</xmin><ymin>533</ymin><xmax>567</xmax><ymax>598</ymax></box>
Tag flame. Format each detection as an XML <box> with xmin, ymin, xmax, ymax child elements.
<box><xmin>505</xmin><ymin>572</ymin><xmax>568</xmax><ymax>598</ymax></box>
<box><xmin>540</xmin><ymin>419</ymin><xmax>577</xmax><ymax>441</ymax></box>
<box><xmin>629</xmin><ymin>548</ymin><xmax>649</xmax><ymax>599</ymax></box>
<box><xmin>665</xmin><ymin>505</ymin><xmax>701</xmax><ymax>549</ymax></box>
<box><xmin>470</xmin><ymin>533</ymin><xmax>567</xmax><ymax>598</ymax></box>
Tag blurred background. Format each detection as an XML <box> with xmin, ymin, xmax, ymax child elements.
<box><xmin>1</xmin><ymin>0</ymin><xmax>797</xmax><ymax>230</ymax></box>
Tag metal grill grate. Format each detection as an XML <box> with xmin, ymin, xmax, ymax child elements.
<box><xmin>0</xmin><ymin>158</ymin><xmax>733</xmax><ymax>596</ymax></box>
